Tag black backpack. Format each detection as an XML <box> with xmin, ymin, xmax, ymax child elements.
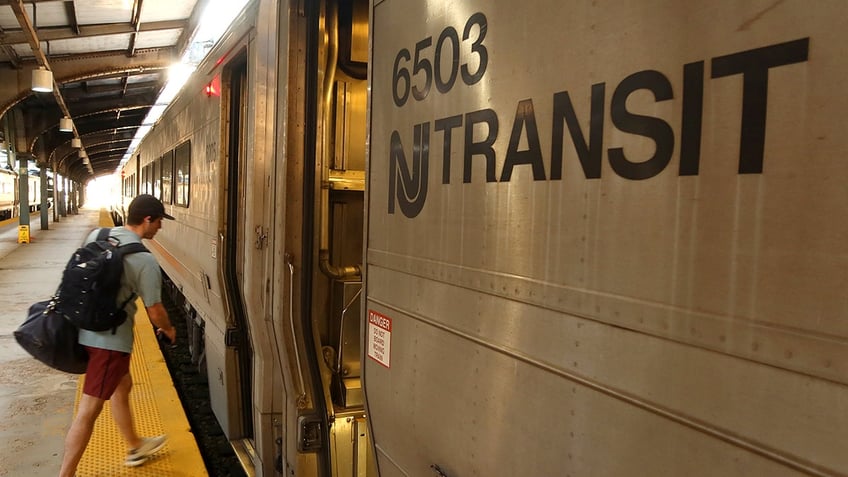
<box><xmin>54</xmin><ymin>228</ymin><xmax>148</xmax><ymax>332</ymax></box>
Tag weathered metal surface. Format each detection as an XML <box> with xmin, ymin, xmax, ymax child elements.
<box><xmin>366</xmin><ymin>0</ymin><xmax>848</xmax><ymax>476</ymax></box>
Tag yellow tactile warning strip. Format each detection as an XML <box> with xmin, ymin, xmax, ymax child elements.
<box><xmin>74</xmin><ymin>305</ymin><xmax>207</xmax><ymax>476</ymax></box>
<box><xmin>69</xmin><ymin>210</ymin><xmax>208</xmax><ymax>476</ymax></box>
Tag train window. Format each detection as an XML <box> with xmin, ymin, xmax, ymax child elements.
<box><xmin>152</xmin><ymin>158</ymin><xmax>161</xmax><ymax>200</ymax></box>
<box><xmin>142</xmin><ymin>164</ymin><xmax>152</xmax><ymax>194</ymax></box>
<box><xmin>161</xmin><ymin>150</ymin><xmax>173</xmax><ymax>204</ymax></box>
<box><xmin>128</xmin><ymin>173</ymin><xmax>136</xmax><ymax>197</ymax></box>
<box><xmin>174</xmin><ymin>141</ymin><xmax>191</xmax><ymax>207</ymax></box>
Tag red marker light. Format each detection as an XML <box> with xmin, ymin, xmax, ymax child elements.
<box><xmin>205</xmin><ymin>75</ymin><xmax>221</xmax><ymax>97</ymax></box>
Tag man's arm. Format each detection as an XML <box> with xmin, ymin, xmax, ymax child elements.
<box><xmin>146</xmin><ymin>302</ymin><xmax>176</xmax><ymax>343</ymax></box>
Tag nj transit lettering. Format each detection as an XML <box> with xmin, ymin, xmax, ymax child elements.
<box><xmin>388</xmin><ymin>38</ymin><xmax>810</xmax><ymax>218</ymax></box>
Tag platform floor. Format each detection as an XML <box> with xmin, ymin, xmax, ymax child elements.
<box><xmin>0</xmin><ymin>207</ymin><xmax>207</xmax><ymax>476</ymax></box>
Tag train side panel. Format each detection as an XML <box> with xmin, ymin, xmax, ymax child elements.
<box><xmin>126</xmin><ymin>3</ymin><xmax>298</xmax><ymax>475</ymax></box>
<box><xmin>128</xmin><ymin>19</ymin><xmax>238</xmax><ymax>442</ymax></box>
<box><xmin>0</xmin><ymin>168</ymin><xmax>15</xmax><ymax>219</ymax></box>
<box><xmin>366</xmin><ymin>1</ymin><xmax>847</xmax><ymax>476</ymax></box>
<box><xmin>27</xmin><ymin>174</ymin><xmax>39</xmax><ymax>212</ymax></box>
<box><xmin>132</xmin><ymin>80</ymin><xmax>224</xmax><ymax>329</ymax></box>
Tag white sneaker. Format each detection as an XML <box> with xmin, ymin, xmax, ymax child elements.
<box><xmin>125</xmin><ymin>435</ymin><xmax>167</xmax><ymax>467</ymax></box>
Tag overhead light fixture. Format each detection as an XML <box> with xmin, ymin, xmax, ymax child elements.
<box><xmin>82</xmin><ymin>157</ymin><xmax>90</xmax><ymax>165</ymax></box>
<box><xmin>59</xmin><ymin>117</ymin><xmax>73</xmax><ymax>132</ymax></box>
<box><xmin>79</xmin><ymin>149</ymin><xmax>86</xmax><ymax>158</ymax></box>
<box><xmin>71</xmin><ymin>137</ymin><xmax>81</xmax><ymax>148</ymax></box>
<box><xmin>31</xmin><ymin>66</ymin><xmax>53</xmax><ymax>93</ymax></box>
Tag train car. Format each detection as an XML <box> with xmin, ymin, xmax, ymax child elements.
<box><xmin>122</xmin><ymin>2</ymin><xmax>369</xmax><ymax>474</ymax></box>
<box><xmin>46</xmin><ymin>174</ymin><xmax>53</xmax><ymax>210</ymax></box>
<box><xmin>121</xmin><ymin>0</ymin><xmax>847</xmax><ymax>476</ymax></box>
<box><xmin>0</xmin><ymin>167</ymin><xmax>15</xmax><ymax>220</ymax></box>
<box><xmin>27</xmin><ymin>172</ymin><xmax>40</xmax><ymax>212</ymax></box>
<box><xmin>0</xmin><ymin>168</ymin><xmax>40</xmax><ymax>219</ymax></box>
<box><xmin>367</xmin><ymin>1</ymin><xmax>847</xmax><ymax>476</ymax></box>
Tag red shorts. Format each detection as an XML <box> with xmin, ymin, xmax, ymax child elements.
<box><xmin>83</xmin><ymin>346</ymin><xmax>131</xmax><ymax>399</ymax></box>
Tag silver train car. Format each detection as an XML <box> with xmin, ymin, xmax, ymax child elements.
<box><xmin>119</xmin><ymin>0</ymin><xmax>847</xmax><ymax>476</ymax></box>
<box><xmin>0</xmin><ymin>169</ymin><xmax>42</xmax><ymax>219</ymax></box>
<box><xmin>0</xmin><ymin>167</ymin><xmax>14</xmax><ymax>219</ymax></box>
<box><xmin>26</xmin><ymin>172</ymin><xmax>40</xmax><ymax>213</ymax></box>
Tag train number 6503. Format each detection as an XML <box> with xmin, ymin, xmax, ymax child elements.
<box><xmin>392</xmin><ymin>12</ymin><xmax>489</xmax><ymax>107</ymax></box>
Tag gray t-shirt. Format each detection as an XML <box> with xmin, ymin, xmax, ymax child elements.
<box><xmin>77</xmin><ymin>227</ymin><xmax>162</xmax><ymax>353</ymax></box>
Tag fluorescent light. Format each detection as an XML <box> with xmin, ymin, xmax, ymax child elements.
<box><xmin>59</xmin><ymin>117</ymin><xmax>73</xmax><ymax>132</ymax></box>
<box><xmin>31</xmin><ymin>67</ymin><xmax>53</xmax><ymax>92</ymax></box>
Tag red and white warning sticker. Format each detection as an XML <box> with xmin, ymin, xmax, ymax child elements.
<box><xmin>367</xmin><ymin>310</ymin><xmax>392</xmax><ymax>368</ymax></box>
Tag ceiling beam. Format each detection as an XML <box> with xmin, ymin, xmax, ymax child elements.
<box><xmin>73</xmin><ymin>115</ymin><xmax>145</xmax><ymax>135</ymax></box>
<box><xmin>63</xmin><ymin>0</ymin><xmax>80</xmax><ymax>36</ymax></box>
<box><xmin>63</xmin><ymin>97</ymin><xmax>156</xmax><ymax>116</ymax></box>
<box><xmin>61</xmin><ymin>80</ymin><xmax>160</xmax><ymax>99</ymax></box>
<box><xmin>0</xmin><ymin>56</ymin><xmax>169</xmax><ymax>120</ymax></box>
<box><xmin>0</xmin><ymin>44</ymin><xmax>21</xmax><ymax>68</ymax></box>
<box><xmin>127</xmin><ymin>0</ymin><xmax>144</xmax><ymax>57</ymax></box>
<box><xmin>0</xmin><ymin>0</ymin><xmax>69</xmax><ymax>5</ymax></box>
<box><xmin>0</xmin><ymin>24</ymin><xmax>21</xmax><ymax>68</ymax></box>
<box><xmin>8</xmin><ymin>1</ymin><xmax>86</xmax><ymax>171</ymax></box>
<box><xmin>174</xmin><ymin>0</ymin><xmax>212</xmax><ymax>57</ymax></box>
<box><xmin>0</xmin><ymin>20</ymin><xmax>187</xmax><ymax>46</ymax></box>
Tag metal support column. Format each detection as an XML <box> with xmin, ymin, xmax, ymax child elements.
<box><xmin>17</xmin><ymin>156</ymin><xmax>28</xmax><ymax>226</ymax></box>
<box><xmin>39</xmin><ymin>166</ymin><xmax>48</xmax><ymax>229</ymax></box>
<box><xmin>52</xmin><ymin>166</ymin><xmax>59</xmax><ymax>222</ymax></box>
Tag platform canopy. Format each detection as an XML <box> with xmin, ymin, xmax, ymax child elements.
<box><xmin>0</xmin><ymin>0</ymin><xmax>210</xmax><ymax>183</ymax></box>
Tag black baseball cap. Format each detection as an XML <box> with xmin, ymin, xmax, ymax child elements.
<box><xmin>127</xmin><ymin>194</ymin><xmax>175</xmax><ymax>222</ymax></box>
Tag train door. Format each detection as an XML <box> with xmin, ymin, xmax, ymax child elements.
<box><xmin>220</xmin><ymin>53</ymin><xmax>255</xmax><ymax>451</ymax></box>
<box><xmin>279</xmin><ymin>0</ymin><xmax>372</xmax><ymax>475</ymax></box>
<box><xmin>316</xmin><ymin>0</ymin><xmax>371</xmax><ymax>474</ymax></box>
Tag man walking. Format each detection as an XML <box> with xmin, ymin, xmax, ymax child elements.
<box><xmin>59</xmin><ymin>194</ymin><xmax>177</xmax><ymax>476</ymax></box>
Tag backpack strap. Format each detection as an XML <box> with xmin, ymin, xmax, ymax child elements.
<box><xmin>95</xmin><ymin>227</ymin><xmax>111</xmax><ymax>242</ymax></box>
<box><xmin>113</xmin><ymin>241</ymin><xmax>150</xmax><ymax>313</ymax></box>
<box><xmin>95</xmin><ymin>227</ymin><xmax>149</xmax><ymax>257</ymax></box>
<box><xmin>118</xmin><ymin>291</ymin><xmax>138</xmax><ymax>311</ymax></box>
<box><xmin>118</xmin><ymin>242</ymin><xmax>149</xmax><ymax>255</ymax></box>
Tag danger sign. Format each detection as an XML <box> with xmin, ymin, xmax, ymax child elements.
<box><xmin>367</xmin><ymin>310</ymin><xmax>392</xmax><ymax>368</ymax></box>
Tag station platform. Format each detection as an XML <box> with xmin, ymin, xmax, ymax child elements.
<box><xmin>0</xmin><ymin>207</ymin><xmax>207</xmax><ymax>476</ymax></box>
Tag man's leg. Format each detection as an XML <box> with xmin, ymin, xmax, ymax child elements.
<box><xmin>110</xmin><ymin>372</ymin><xmax>142</xmax><ymax>449</ymax></box>
<box><xmin>58</xmin><ymin>393</ymin><xmax>105</xmax><ymax>477</ymax></box>
<box><xmin>112</xmin><ymin>372</ymin><xmax>168</xmax><ymax>467</ymax></box>
<box><xmin>68</xmin><ymin>346</ymin><xmax>135</xmax><ymax>471</ymax></box>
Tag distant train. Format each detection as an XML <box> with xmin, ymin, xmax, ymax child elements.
<box><xmin>0</xmin><ymin>168</ymin><xmax>46</xmax><ymax>220</ymax></box>
<box><xmin>26</xmin><ymin>172</ymin><xmax>40</xmax><ymax>213</ymax></box>
<box><xmin>117</xmin><ymin>1</ymin><xmax>847</xmax><ymax>476</ymax></box>
<box><xmin>0</xmin><ymin>167</ymin><xmax>14</xmax><ymax>220</ymax></box>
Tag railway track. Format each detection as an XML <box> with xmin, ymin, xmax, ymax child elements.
<box><xmin>159</xmin><ymin>281</ymin><xmax>246</xmax><ymax>477</ymax></box>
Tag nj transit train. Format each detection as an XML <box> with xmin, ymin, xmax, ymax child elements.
<box><xmin>0</xmin><ymin>168</ymin><xmax>14</xmax><ymax>219</ymax></box>
<box><xmin>116</xmin><ymin>0</ymin><xmax>847</xmax><ymax>476</ymax></box>
<box><xmin>0</xmin><ymin>168</ymin><xmax>44</xmax><ymax>220</ymax></box>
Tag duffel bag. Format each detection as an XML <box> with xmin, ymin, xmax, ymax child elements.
<box><xmin>14</xmin><ymin>299</ymin><xmax>89</xmax><ymax>374</ymax></box>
